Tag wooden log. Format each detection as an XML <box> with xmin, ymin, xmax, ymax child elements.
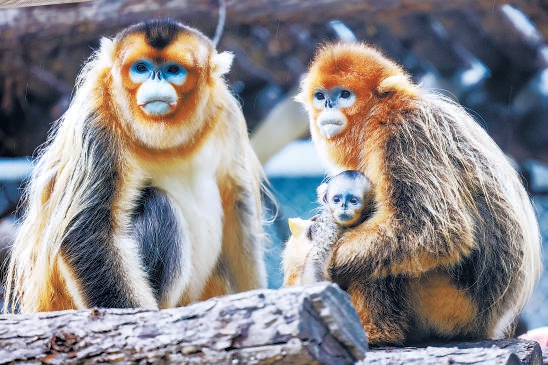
<box><xmin>0</xmin><ymin>0</ymin><xmax>91</xmax><ymax>8</ymax></box>
<box><xmin>0</xmin><ymin>283</ymin><xmax>368</xmax><ymax>364</ymax></box>
<box><xmin>0</xmin><ymin>280</ymin><xmax>543</xmax><ymax>364</ymax></box>
<box><xmin>1</xmin><ymin>0</ymin><xmax>546</xmax><ymax>52</ymax></box>
<box><xmin>361</xmin><ymin>339</ymin><xmax>543</xmax><ymax>365</ymax></box>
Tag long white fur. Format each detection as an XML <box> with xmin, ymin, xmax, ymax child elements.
<box><xmin>4</xmin><ymin>22</ymin><xmax>266</xmax><ymax>313</ymax></box>
<box><xmin>135</xmin><ymin>141</ymin><xmax>224</xmax><ymax>306</ymax></box>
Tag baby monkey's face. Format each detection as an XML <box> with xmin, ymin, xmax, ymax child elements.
<box><xmin>327</xmin><ymin>187</ymin><xmax>364</xmax><ymax>227</ymax></box>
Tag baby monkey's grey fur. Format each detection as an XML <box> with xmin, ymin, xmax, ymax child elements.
<box><xmin>301</xmin><ymin>170</ymin><xmax>374</xmax><ymax>284</ymax></box>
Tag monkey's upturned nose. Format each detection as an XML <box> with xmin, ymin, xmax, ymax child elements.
<box><xmin>150</xmin><ymin>70</ymin><xmax>163</xmax><ymax>80</ymax></box>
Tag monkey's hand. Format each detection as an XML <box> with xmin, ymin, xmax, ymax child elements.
<box><xmin>301</xmin><ymin>213</ymin><xmax>341</xmax><ymax>284</ymax></box>
<box><xmin>332</xmin><ymin>210</ymin><xmax>475</xmax><ymax>280</ymax></box>
<box><xmin>308</xmin><ymin>213</ymin><xmax>341</xmax><ymax>250</ymax></box>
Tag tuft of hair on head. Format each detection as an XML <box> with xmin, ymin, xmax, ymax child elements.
<box><xmin>330</xmin><ymin>170</ymin><xmax>370</xmax><ymax>189</ymax></box>
<box><xmin>143</xmin><ymin>19</ymin><xmax>181</xmax><ymax>49</ymax></box>
<box><xmin>338</xmin><ymin>170</ymin><xmax>365</xmax><ymax>180</ymax></box>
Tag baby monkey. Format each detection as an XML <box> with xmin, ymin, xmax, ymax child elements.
<box><xmin>301</xmin><ymin>170</ymin><xmax>374</xmax><ymax>284</ymax></box>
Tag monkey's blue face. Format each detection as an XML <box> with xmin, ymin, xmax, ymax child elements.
<box><xmin>324</xmin><ymin>177</ymin><xmax>369</xmax><ymax>226</ymax></box>
<box><xmin>130</xmin><ymin>59</ymin><xmax>187</xmax><ymax>116</ymax></box>
<box><xmin>311</xmin><ymin>87</ymin><xmax>356</xmax><ymax>139</ymax></box>
<box><xmin>330</xmin><ymin>192</ymin><xmax>363</xmax><ymax>225</ymax></box>
<box><xmin>312</xmin><ymin>88</ymin><xmax>356</xmax><ymax>110</ymax></box>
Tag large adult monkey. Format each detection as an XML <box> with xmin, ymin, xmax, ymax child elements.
<box><xmin>283</xmin><ymin>42</ymin><xmax>541</xmax><ymax>346</ymax></box>
<box><xmin>4</xmin><ymin>19</ymin><xmax>268</xmax><ymax>313</ymax></box>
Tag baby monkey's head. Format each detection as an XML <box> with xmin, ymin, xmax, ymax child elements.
<box><xmin>319</xmin><ymin>170</ymin><xmax>374</xmax><ymax>227</ymax></box>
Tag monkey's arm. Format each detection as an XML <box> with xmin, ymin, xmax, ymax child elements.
<box><xmin>333</xmin><ymin>183</ymin><xmax>476</xmax><ymax>280</ymax></box>
<box><xmin>333</xmin><ymin>215</ymin><xmax>470</xmax><ymax>282</ymax></box>
<box><xmin>332</xmin><ymin>112</ymin><xmax>484</xmax><ymax>280</ymax></box>
<box><xmin>334</xmin><ymin>141</ymin><xmax>479</xmax><ymax>280</ymax></box>
<box><xmin>216</xmin><ymin>176</ymin><xmax>266</xmax><ymax>293</ymax></box>
<box><xmin>59</xmin><ymin>127</ymin><xmax>157</xmax><ymax>309</ymax></box>
<box><xmin>208</xmin><ymin>141</ymin><xmax>267</xmax><ymax>296</ymax></box>
<box><xmin>301</xmin><ymin>213</ymin><xmax>340</xmax><ymax>284</ymax></box>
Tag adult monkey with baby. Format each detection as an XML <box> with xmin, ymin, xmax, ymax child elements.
<box><xmin>283</xmin><ymin>43</ymin><xmax>541</xmax><ymax>345</ymax></box>
<box><xmin>5</xmin><ymin>19</ymin><xmax>267</xmax><ymax>313</ymax></box>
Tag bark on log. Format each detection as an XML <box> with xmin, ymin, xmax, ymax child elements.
<box><xmin>0</xmin><ymin>283</ymin><xmax>368</xmax><ymax>364</ymax></box>
<box><xmin>0</xmin><ymin>281</ymin><xmax>543</xmax><ymax>364</ymax></box>
<box><xmin>361</xmin><ymin>339</ymin><xmax>542</xmax><ymax>365</ymax></box>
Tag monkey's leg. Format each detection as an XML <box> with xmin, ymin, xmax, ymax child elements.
<box><xmin>202</xmin><ymin>178</ymin><xmax>266</xmax><ymax>298</ymax></box>
<box><xmin>344</xmin><ymin>277</ymin><xmax>410</xmax><ymax>346</ymax></box>
<box><xmin>198</xmin><ymin>257</ymin><xmax>234</xmax><ymax>301</ymax></box>
<box><xmin>59</xmin><ymin>131</ymin><xmax>157</xmax><ymax>309</ymax></box>
<box><xmin>132</xmin><ymin>187</ymin><xmax>189</xmax><ymax>308</ymax></box>
<box><xmin>407</xmin><ymin>270</ymin><xmax>481</xmax><ymax>342</ymax></box>
<box><xmin>301</xmin><ymin>246</ymin><xmax>332</xmax><ymax>284</ymax></box>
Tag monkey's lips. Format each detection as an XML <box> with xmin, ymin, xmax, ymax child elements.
<box><xmin>317</xmin><ymin>110</ymin><xmax>347</xmax><ymax>138</ymax></box>
<box><xmin>139</xmin><ymin>99</ymin><xmax>177</xmax><ymax>116</ymax></box>
<box><xmin>320</xmin><ymin>120</ymin><xmax>344</xmax><ymax>138</ymax></box>
<box><xmin>337</xmin><ymin>213</ymin><xmax>356</xmax><ymax>223</ymax></box>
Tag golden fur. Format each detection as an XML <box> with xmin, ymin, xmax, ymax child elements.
<box><xmin>5</xmin><ymin>20</ymin><xmax>267</xmax><ymax>313</ymax></box>
<box><xmin>282</xmin><ymin>218</ymin><xmax>313</xmax><ymax>286</ymax></box>
<box><xmin>283</xmin><ymin>42</ymin><xmax>541</xmax><ymax>345</ymax></box>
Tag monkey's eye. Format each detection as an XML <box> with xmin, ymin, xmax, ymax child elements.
<box><xmin>332</xmin><ymin>195</ymin><xmax>341</xmax><ymax>203</ymax></box>
<box><xmin>163</xmin><ymin>62</ymin><xmax>187</xmax><ymax>85</ymax></box>
<box><xmin>133</xmin><ymin>62</ymin><xmax>150</xmax><ymax>74</ymax></box>
<box><xmin>349</xmin><ymin>196</ymin><xmax>362</xmax><ymax>205</ymax></box>
<box><xmin>313</xmin><ymin>91</ymin><xmax>328</xmax><ymax>110</ymax></box>
<box><xmin>340</xmin><ymin>90</ymin><xmax>351</xmax><ymax>99</ymax></box>
<box><xmin>136</xmin><ymin>63</ymin><xmax>147</xmax><ymax>73</ymax></box>
<box><xmin>314</xmin><ymin>92</ymin><xmax>326</xmax><ymax>101</ymax></box>
<box><xmin>336</xmin><ymin>89</ymin><xmax>356</xmax><ymax>108</ymax></box>
<box><xmin>129</xmin><ymin>60</ymin><xmax>154</xmax><ymax>83</ymax></box>
<box><xmin>166</xmin><ymin>64</ymin><xmax>181</xmax><ymax>74</ymax></box>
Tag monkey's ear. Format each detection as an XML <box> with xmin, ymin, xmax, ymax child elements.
<box><xmin>317</xmin><ymin>183</ymin><xmax>328</xmax><ymax>203</ymax></box>
<box><xmin>212</xmin><ymin>51</ymin><xmax>234</xmax><ymax>77</ymax></box>
<box><xmin>377</xmin><ymin>75</ymin><xmax>419</xmax><ymax>97</ymax></box>
<box><xmin>288</xmin><ymin>218</ymin><xmax>312</xmax><ymax>238</ymax></box>
<box><xmin>293</xmin><ymin>82</ymin><xmax>308</xmax><ymax>104</ymax></box>
<box><xmin>97</xmin><ymin>37</ymin><xmax>115</xmax><ymax>68</ymax></box>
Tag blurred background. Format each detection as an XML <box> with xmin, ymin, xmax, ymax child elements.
<box><xmin>0</xmin><ymin>0</ymin><xmax>547</xmax><ymax>331</ymax></box>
